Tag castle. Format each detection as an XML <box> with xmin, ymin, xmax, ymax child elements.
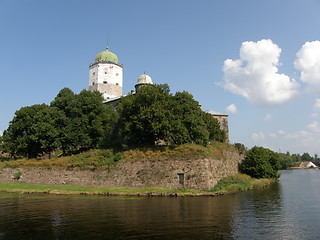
<box><xmin>89</xmin><ymin>45</ymin><xmax>229</xmax><ymax>142</ymax></box>
<box><xmin>88</xmin><ymin>44</ymin><xmax>153</xmax><ymax>103</ymax></box>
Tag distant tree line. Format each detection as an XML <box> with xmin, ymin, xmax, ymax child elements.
<box><xmin>0</xmin><ymin>84</ymin><xmax>225</xmax><ymax>159</ymax></box>
<box><xmin>233</xmin><ymin>143</ymin><xmax>319</xmax><ymax>179</ymax></box>
<box><xmin>277</xmin><ymin>151</ymin><xmax>319</xmax><ymax>169</ymax></box>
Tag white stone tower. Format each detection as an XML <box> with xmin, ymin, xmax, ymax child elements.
<box><xmin>89</xmin><ymin>45</ymin><xmax>123</xmax><ymax>101</ymax></box>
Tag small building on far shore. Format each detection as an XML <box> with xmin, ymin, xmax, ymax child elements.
<box><xmin>291</xmin><ymin>161</ymin><xmax>318</xmax><ymax>169</ymax></box>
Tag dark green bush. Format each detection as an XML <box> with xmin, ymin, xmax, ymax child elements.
<box><xmin>240</xmin><ymin>146</ymin><xmax>281</xmax><ymax>179</ymax></box>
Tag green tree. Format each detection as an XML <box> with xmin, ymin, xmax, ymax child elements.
<box><xmin>240</xmin><ymin>146</ymin><xmax>281</xmax><ymax>179</ymax></box>
<box><xmin>51</xmin><ymin>88</ymin><xmax>117</xmax><ymax>154</ymax></box>
<box><xmin>2</xmin><ymin>104</ymin><xmax>48</xmax><ymax>158</ymax></box>
<box><xmin>233</xmin><ymin>143</ymin><xmax>247</xmax><ymax>155</ymax></box>
<box><xmin>301</xmin><ymin>152</ymin><xmax>313</xmax><ymax>162</ymax></box>
<box><xmin>116</xmin><ymin>84</ymin><xmax>224</xmax><ymax>147</ymax></box>
<box><xmin>116</xmin><ymin>84</ymin><xmax>173</xmax><ymax>146</ymax></box>
<box><xmin>76</xmin><ymin>89</ymin><xmax>118</xmax><ymax>149</ymax></box>
<box><xmin>291</xmin><ymin>153</ymin><xmax>302</xmax><ymax>163</ymax></box>
<box><xmin>172</xmin><ymin>91</ymin><xmax>209</xmax><ymax>146</ymax></box>
<box><xmin>31</xmin><ymin>106</ymin><xmax>66</xmax><ymax>158</ymax></box>
<box><xmin>202</xmin><ymin>112</ymin><xmax>226</xmax><ymax>143</ymax></box>
<box><xmin>278</xmin><ymin>152</ymin><xmax>292</xmax><ymax>169</ymax></box>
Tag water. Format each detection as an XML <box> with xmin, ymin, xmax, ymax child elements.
<box><xmin>0</xmin><ymin>170</ymin><xmax>319</xmax><ymax>239</ymax></box>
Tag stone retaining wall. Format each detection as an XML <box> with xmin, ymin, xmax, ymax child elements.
<box><xmin>0</xmin><ymin>150</ymin><xmax>242</xmax><ymax>190</ymax></box>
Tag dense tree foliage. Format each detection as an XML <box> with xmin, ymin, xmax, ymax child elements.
<box><xmin>240</xmin><ymin>146</ymin><xmax>281</xmax><ymax>179</ymax></box>
<box><xmin>2</xmin><ymin>89</ymin><xmax>117</xmax><ymax>158</ymax></box>
<box><xmin>2</xmin><ymin>104</ymin><xmax>49</xmax><ymax>158</ymax></box>
<box><xmin>51</xmin><ymin>88</ymin><xmax>118</xmax><ymax>153</ymax></box>
<box><xmin>1</xmin><ymin>85</ymin><xmax>225</xmax><ymax>158</ymax></box>
<box><xmin>233</xmin><ymin>143</ymin><xmax>247</xmax><ymax>155</ymax></box>
<box><xmin>115</xmin><ymin>84</ymin><xmax>225</xmax><ymax>147</ymax></box>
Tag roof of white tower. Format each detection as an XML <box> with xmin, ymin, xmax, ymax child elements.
<box><xmin>95</xmin><ymin>45</ymin><xmax>119</xmax><ymax>64</ymax></box>
<box><xmin>136</xmin><ymin>73</ymin><xmax>153</xmax><ymax>85</ymax></box>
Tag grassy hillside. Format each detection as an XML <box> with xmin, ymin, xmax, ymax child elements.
<box><xmin>0</xmin><ymin>142</ymin><xmax>237</xmax><ymax>170</ymax></box>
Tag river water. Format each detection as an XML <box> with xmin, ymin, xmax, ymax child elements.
<box><xmin>0</xmin><ymin>170</ymin><xmax>319</xmax><ymax>240</ymax></box>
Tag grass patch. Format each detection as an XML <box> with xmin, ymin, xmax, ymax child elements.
<box><xmin>0</xmin><ymin>174</ymin><xmax>275</xmax><ymax>197</ymax></box>
<box><xmin>0</xmin><ymin>149</ymin><xmax>122</xmax><ymax>169</ymax></box>
<box><xmin>211</xmin><ymin>174</ymin><xmax>276</xmax><ymax>193</ymax></box>
<box><xmin>122</xmin><ymin>142</ymin><xmax>234</xmax><ymax>161</ymax></box>
<box><xmin>0</xmin><ymin>182</ymin><xmax>208</xmax><ymax>196</ymax></box>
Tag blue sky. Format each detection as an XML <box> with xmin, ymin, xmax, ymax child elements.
<box><xmin>1</xmin><ymin>0</ymin><xmax>320</xmax><ymax>155</ymax></box>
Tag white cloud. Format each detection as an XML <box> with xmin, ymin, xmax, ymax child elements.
<box><xmin>264</xmin><ymin>114</ymin><xmax>272</xmax><ymax>121</ymax></box>
<box><xmin>269</xmin><ymin>133</ymin><xmax>277</xmax><ymax>138</ymax></box>
<box><xmin>0</xmin><ymin>130</ymin><xmax>2</xmax><ymax>137</ymax></box>
<box><xmin>294</xmin><ymin>41</ymin><xmax>320</xmax><ymax>92</ymax></box>
<box><xmin>313</xmin><ymin>99</ymin><xmax>320</xmax><ymax>111</ymax></box>
<box><xmin>284</xmin><ymin>130</ymin><xmax>309</xmax><ymax>140</ymax></box>
<box><xmin>311</xmin><ymin>98</ymin><xmax>320</xmax><ymax>117</ymax></box>
<box><xmin>252</xmin><ymin>132</ymin><xmax>265</xmax><ymax>141</ymax></box>
<box><xmin>253</xmin><ymin>122</ymin><xmax>320</xmax><ymax>154</ymax></box>
<box><xmin>307</xmin><ymin>121</ymin><xmax>320</xmax><ymax>133</ymax></box>
<box><xmin>225</xmin><ymin>104</ymin><xmax>237</xmax><ymax>113</ymax></box>
<box><xmin>277</xmin><ymin>130</ymin><xmax>286</xmax><ymax>136</ymax></box>
<box><xmin>223</xmin><ymin>39</ymin><xmax>299</xmax><ymax>106</ymax></box>
<box><xmin>269</xmin><ymin>130</ymin><xmax>286</xmax><ymax>137</ymax></box>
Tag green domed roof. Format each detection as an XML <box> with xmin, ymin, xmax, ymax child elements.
<box><xmin>95</xmin><ymin>46</ymin><xmax>118</xmax><ymax>64</ymax></box>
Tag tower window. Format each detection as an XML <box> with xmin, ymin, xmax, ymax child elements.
<box><xmin>92</xmin><ymin>72</ymin><xmax>95</xmax><ymax>76</ymax></box>
<box><xmin>103</xmin><ymin>81</ymin><xmax>108</xmax><ymax>84</ymax></box>
<box><xmin>92</xmin><ymin>82</ymin><xmax>95</xmax><ymax>85</ymax></box>
<box><xmin>116</xmin><ymin>83</ymin><xmax>119</xmax><ymax>86</ymax></box>
<box><xmin>105</xmin><ymin>72</ymin><xmax>107</xmax><ymax>74</ymax></box>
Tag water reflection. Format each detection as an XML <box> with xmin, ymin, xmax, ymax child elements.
<box><xmin>0</xmin><ymin>170</ymin><xmax>320</xmax><ymax>239</ymax></box>
<box><xmin>231</xmin><ymin>183</ymin><xmax>284</xmax><ymax>239</ymax></box>
<box><xmin>0</xmin><ymin>194</ymin><xmax>241</xmax><ymax>239</ymax></box>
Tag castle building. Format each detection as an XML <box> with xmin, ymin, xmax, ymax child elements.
<box><xmin>135</xmin><ymin>72</ymin><xmax>153</xmax><ymax>92</ymax></box>
<box><xmin>89</xmin><ymin>45</ymin><xmax>123</xmax><ymax>101</ymax></box>
<box><xmin>89</xmin><ymin>45</ymin><xmax>229</xmax><ymax>142</ymax></box>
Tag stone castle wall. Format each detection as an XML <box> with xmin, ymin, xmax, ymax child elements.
<box><xmin>212</xmin><ymin>115</ymin><xmax>229</xmax><ymax>143</ymax></box>
<box><xmin>0</xmin><ymin>150</ymin><xmax>242</xmax><ymax>190</ymax></box>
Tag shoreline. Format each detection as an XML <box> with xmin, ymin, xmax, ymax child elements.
<box><xmin>0</xmin><ymin>180</ymin><xmax>276</xmax><ymax>197</ymax></box>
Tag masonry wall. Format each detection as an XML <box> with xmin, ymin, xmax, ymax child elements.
<box><xmin>212</xmin><ymin>115</ymin><xmax>229</xmax><ymax>143</ymax></box>
<box><xmin>0</xmin><ymin>150</ymin><xmax>242</xmax><ymax>190</ymax></box>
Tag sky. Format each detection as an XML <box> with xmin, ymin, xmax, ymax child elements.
<box><xmin>1</xmin><ymin>0</ymin><xmax>320</xmax><ymax>155</ymax></box>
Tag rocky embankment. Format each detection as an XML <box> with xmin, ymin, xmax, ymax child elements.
<box><xmin>0</xmin><ymin>150</ymin><xmax>242</xmax><ymax>190</ymax></box>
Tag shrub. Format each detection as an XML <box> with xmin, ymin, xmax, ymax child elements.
<box><xmin>14</xmin><ymin>171</ymin><xmax>22</xmax><ymax>180</ymax></box>
<box><xmin>240</xmin><ymin>146</ymin><xmax>281</xmax><ymax>179</ymax></box>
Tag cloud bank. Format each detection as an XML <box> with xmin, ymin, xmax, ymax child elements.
<box><xmin>251</xmin><ymin>122</ymin><xmax>320</xmax><ymax>154</ymax></box>
<box><xmin>294</xmin><ymin>41</ymin><xmax>320</xmax><ymax>92</ymax></box>
<box><xmin>223</xmin><ymin>39</ymin><xmax>299</xmax><ymax>106</ymax></box>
